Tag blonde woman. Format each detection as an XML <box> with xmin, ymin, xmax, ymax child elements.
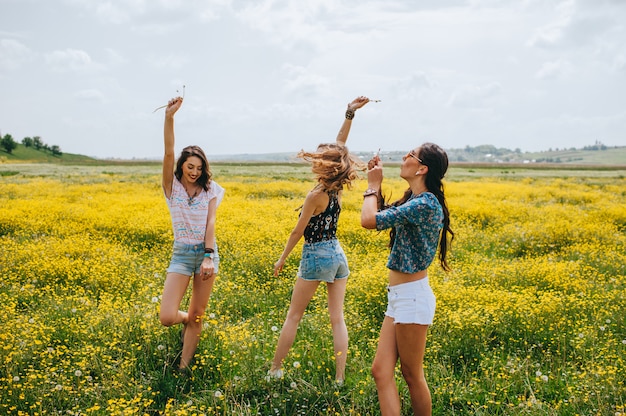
<box><xmin>269</xmin><ymin>96</ymin><xmax>370</xmax><ymax>384</ymax></box>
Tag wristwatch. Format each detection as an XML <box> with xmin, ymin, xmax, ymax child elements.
<box><xmin>363</xmin><ymin>188</ymin><xmax>378</xmax><ymax>198</ymax></box>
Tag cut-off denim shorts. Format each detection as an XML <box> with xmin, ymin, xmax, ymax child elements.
<box><xmin>166</xmin><ymin>241</ymin><xmax>220</xmax><ymax>277</ymax></box>
<box><xmin>297</xmin><ymin>239</ymin><xmax>349</xmax><ymax>283</ymax></box>
<box><xmin>385</xmin><ymin>277</ymin><xmax>436</xmax><ymax>325</ymax></box>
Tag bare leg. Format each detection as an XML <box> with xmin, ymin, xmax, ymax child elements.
<box><xmin>159</xmin><ymin>272</ymin><xmax>191</xmax><ymax>328</ymax></box>
<box><xmin>179</xmin><ymin>272</ymin><xmax>216</xmax><ymax>369</ymax></box>
<box><xmin>326</xmin><ymin>278</ymin><xmax>348</xmax><ymax>382</ymax></box>
<box><xmin>396</xmin><ymin>324</ymin><xmax>431</xmax><ymax>415</ymax></box>
<box><xmin>270</xmin><ymin>278</ymin><xmax>320</xmax><ymax>372</ymax></box>
<box><xmin>371</xmin><ymin>316</ymin><xmax>401</xmax><ymax>416</ymax></box>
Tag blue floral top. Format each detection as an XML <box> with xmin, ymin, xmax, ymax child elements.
<box><xmin>375</xmin><ymin>192</ymin><xmax>443</xmax><ymax>273</ymax></box>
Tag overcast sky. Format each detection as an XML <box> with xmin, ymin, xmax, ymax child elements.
<box><xmin>1</xmin><ymin>0</ymin><xmax>625</xmax><ymax>159</ymax></box>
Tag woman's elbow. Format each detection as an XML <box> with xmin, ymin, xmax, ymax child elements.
<box><xmin>361</xmin><ymin>216</ymin><xmax>377</xmax><ymax>229</ymax></box>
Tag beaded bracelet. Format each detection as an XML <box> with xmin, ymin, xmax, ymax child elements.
<box><xmin>345</xmin><ymin>108</ymin><xmax>355</xmax><ymax>120</ymax></box>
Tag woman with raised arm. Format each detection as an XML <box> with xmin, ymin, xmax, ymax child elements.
<box><xmin>361</xmin><ymin>143</ymin><xmax>453</xmax><ymax>415</ymax></box>
<box><xmin>268</xmin><ymin>96</ymin><xmax>370</xmax><ymax>384</ymax></box>
<box><xmin>158</xmin><ymin>96</ymin><xmax>225</xmax><ymax>372</ymax></box>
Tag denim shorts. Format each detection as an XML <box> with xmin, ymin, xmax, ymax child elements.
<box><xmin>297</xmin><ymin>239</ymin><xmax>349</xmax><ymax>283</ymax></box>
<box><xmin>385</xmin><ymin>278</ymin><xmax>436</xmax><ymax>325</ymax></box>
<box><xmin>166</xmin><ymin>241</ymin><xmax>220</xmax><ymax>276</ymax></box>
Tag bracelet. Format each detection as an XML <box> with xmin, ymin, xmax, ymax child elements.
<box><xmin>204</xmin><ymin>247</ymin><xmax>214</xmax><ymax>254</ymax></box>
<box><xmin>363</xmin><ymin>188</ymin><xmax>378</xmax><ymax>198</ymax></box>
<box><xmin>345</xmin><ymin>108</ymin><xmax>355</xmax><ymax>120</ymax></box>
<box><xmin>204</xmin><ymin>253</ymin><xmax>213</xmax><ymax>259</ymax></box>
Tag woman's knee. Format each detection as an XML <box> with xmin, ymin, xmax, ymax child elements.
<box><xmin>371</xmin><ymin>360</ymin><xmax>394</xmax><ymax>384</ymax></box>
<box><xmin>285</xmin><ymin>308</ymin><xmax>305</xmax><ymax>325</ymax></box>
<box><xmin>159</xmin><ymin>311</ymin><xmax>177</xmax><ymax>327</ymax></box>
<box><xmin>329</xmin><ymin>312</ymin><xmax>345</xmax><ymax>328</ymax></box>
<box><xmin>400</xmin><ymin>364</ymin><xmax>425</xmax><ymax>386</ymax></box>
<box><xmin>186</xmin><ymin>309</ymin><xmax>205</xmax><ymax>327</ymax></box>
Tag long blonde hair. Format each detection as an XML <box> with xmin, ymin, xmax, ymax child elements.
<box><xmin>298</xmin><ymin>143</ymin><xmax>365</xmax><ymax>192</ymax></box>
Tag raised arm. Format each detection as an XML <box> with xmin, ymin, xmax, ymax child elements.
<box><xmin>335</xmin><ymin>96</ymin><xmax>370</xmax><ymax>146</ymax></box>
<box><xmin>361</xmin><ymin>156</ymin><xmax>383</xmax><ymax>229</ymax></box>
<box><xmin>162</xmin><ymin>97</ymin><xmax>183</xmax><ymax>198</ymax></box>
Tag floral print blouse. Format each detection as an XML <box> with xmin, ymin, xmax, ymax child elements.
<box><xmin>375</xmin><ymin>192</ymin><xmax>443</xmax><ymax>273</ymax></box>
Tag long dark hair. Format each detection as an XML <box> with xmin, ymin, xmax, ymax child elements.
<box><xmin>174</xmin><ymin>145</ymin><xmax>212</xmax><ymax>191</ymax></box>
<box><xmin>381</xmin><ymin>142</ymin><xmax>454</xmax><ymax>271</ymax></box>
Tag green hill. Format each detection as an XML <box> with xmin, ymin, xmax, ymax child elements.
<box><xmin>0</xmin><ymin>144</ymin><xmax>96</xmax><ymax>163</ymax></box>
<box><xmin>520</xmin><ymin>146</ymin><xmax>626</xmax><ymax>165</ymax></box>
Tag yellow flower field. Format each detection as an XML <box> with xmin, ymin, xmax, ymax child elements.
<box><xmin>0</xmin><ymin>163</ymin><xmax>624</xmax><ymax>415</ymax></box>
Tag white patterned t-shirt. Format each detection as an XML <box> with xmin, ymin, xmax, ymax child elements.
<box><xmin>165</xmin><ymin>177</ymin><xmax>225</xmax><ymax>245</ymax></box>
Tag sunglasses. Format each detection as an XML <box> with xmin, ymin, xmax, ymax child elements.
<box><xmin>408</xmin><ymin>150</ymin><xmax>423</xmax><ymax>163</ymax></box>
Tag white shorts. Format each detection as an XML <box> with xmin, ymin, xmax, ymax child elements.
<box><xmin>385</xmin><ymin>278</ymin><xmax>436</xmax><ymax>325</ymax></box>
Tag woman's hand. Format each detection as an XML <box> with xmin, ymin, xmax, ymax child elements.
<box><xmin>200</xmin><ymin>257</ymin><xmax>214</xmax><ymax>280</ymax></box>
<box><xmin>274</xmin><ymin>258</ymin><xmax>285</xmax><ymax>277</ymax></box>
<box><xmin>348</xmin><ymin>96</ymin><xmax>370</xmax><ymax>111</ymax></box>
<box><xmin>367</xmin><ymin>156</ymin><xmax>384</xmax><ymax>189</ymax></box>
<box><xmin>367</xmin><ymin>153</ymin><xmax>381</xmax><ymax>170</ymax></box>
<box><xmin>165</xmin><ymin>96</ymin><xmax>183</xmax><ymax>118</ymax></box>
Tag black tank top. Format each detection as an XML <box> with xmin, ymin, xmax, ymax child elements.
<box><xmin>303</xmin><ymin>191</ymin><xmax>340</xmax><ymax>243</ymax></box>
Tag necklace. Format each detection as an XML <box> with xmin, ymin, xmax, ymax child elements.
<box><xmin>184</xmin><ymin>185</ymin><xmax>200</xmax><ymax>206</ymax></box>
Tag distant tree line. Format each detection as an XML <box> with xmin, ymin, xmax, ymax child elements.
<box><xmin>0</xmin><ymin>132</ymin><xmax>62</xmax><ymax>156</ymax></box>
<box><xmin>582</xmin><ymin>140</ymin><xmax>608</xmax><ymax>151</ymax></box>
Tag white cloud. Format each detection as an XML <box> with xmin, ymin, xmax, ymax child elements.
<box><xmin>281</xmin><ymin>64</ymin><xmax>330</xmax><ymax>96</ymax></box>
<box><xmin>44</xmin><ymin>49</ymin><xmax>99</xmax><ymax>72</ymax></box>
<box><xmin>233</xmin><ymin>0</ymin><xmax>400</xmax><ymax>52</ymax></box>
<box><xmin>614</xmin><ymin>54</ymin><xmax>626</xmax><ymax>72</ymax></box>
<box><xmin>148</xmin><ymin>54</ymin><xmax>190</xmax><ymax>70</ymax></box>
<box><xmin>535</xmin><ymin>59</ymin><xmax>572</xmax><ymax>80</ymax></box>
<box><xmin>391</xmin><ymin>72</ymin><xmax>433</xmax><ymax>101</ymax></box>
<box><xmin>527</xmin><ymin>0</ymin><xmax>574</xmax><ymax>48</ymax></box>
<box><xmin>104</xmin><ymin>48</ymin><xmax>127</xmax><ymax>67</ymax></box>
<box><xmin>447</xmin><ymin>82</ymin><xmax>502</xmax><ymax>109</ymax></box>
<box><xmin>0</xmin><ymin>39</ymin><xmax>34</xmax><ymax>71</ymax></box>
<box><xmin>75</xmin><ymin>89</ymin><xmax>105</xmax><ymax>102</ymax></box>
<box><xmin>95</xmin><ymin>1</ymin><xmax>134</xmax><ymax>24</ymax></box>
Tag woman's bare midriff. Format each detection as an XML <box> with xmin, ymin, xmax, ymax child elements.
<box><xmin>388</xmin><ymin>269</ymin><xmax>428</xmax><ymax>286</ymax></box>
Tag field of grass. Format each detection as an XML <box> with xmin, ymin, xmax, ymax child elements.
<box><xmin>0</xmin><ymin>163</ymin><xmax>625</xmax><ymax>415</ymax></box>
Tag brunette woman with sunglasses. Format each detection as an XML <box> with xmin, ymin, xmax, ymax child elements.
<box><xmin>361</xmin><ymin>143</ymin><xmax>454</xmax><ymax>415</ymax></box>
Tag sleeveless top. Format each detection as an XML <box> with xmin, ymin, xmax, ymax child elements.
<box><xmin>303</xmin><ymin>190</ymin><xmax>340</xmax><ymax>244</ymax></box>
<box><xmin>165</xmin><ymin>177</ymin><xmax>225</xmax><ymax>245</ymax></box>
<box><xmin>375</xmin><ymin>192</ymin><xmax>443</xmax><ymax>273</ymax></box>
